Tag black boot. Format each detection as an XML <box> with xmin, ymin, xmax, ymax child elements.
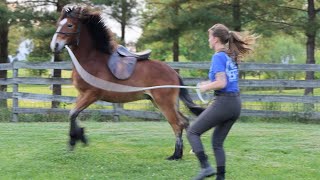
<box><xmin>216</xmin><ymin>166</ymin><xmax>225</xmax><ymax>180</ymax></box>
<box><xmin>193</xmin><ymin>151</ymin><xmax>216</xmax><ymax>180</ymax></box>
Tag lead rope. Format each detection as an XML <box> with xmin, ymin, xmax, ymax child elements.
<box><xmin>65</xmin><ymin>45</ymin><xmax>208</xmax><ymax>103</ymax></box>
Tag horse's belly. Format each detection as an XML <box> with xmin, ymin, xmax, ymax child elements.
<box><xmin>100</xmin><ymin>91</ymin><xmax>149</xmax><ymax>103</ymax></box>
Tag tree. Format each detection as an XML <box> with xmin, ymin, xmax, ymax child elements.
<box><xmin>139</xmin><ymin>0</ymin><xmax>181</xmax><ymax>60</ymax></box>
<box><xmin>304</xmin><ymin>0</ymin><xmax>319</xmax><ymax>96</ymax></box>
<box><xmin>5</xmin><ymin>0</ymin><xmax>76</xmax><ymax>108</ymax></box>
<box><xmin>139</xmin><ymin>0</ymin><xmax>208</xmax><ymax>64</ymax></box>
<box><xmin>93</xmin><ymin>0</ymin><xmax>140</xmax><ymax>45</ymax></box>
<box><xmin>246</xmin><ymin>1</ymin><xmax>320</xmax><ymax>95</ymax></box>
<box><xmin>51</xmin><ymin>0</ymin><xmax>69</xmax><ymax>108</ymax></box>
<box><xmin>0</xmin><ymin>1</ymin><xmax>10</xmax><ymax>107</ymax></box>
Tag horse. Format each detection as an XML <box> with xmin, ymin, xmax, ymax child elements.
<box><xmin>50</xmin><ymin>5</ymin><xmax>204</xmax><ymax>160</ymax></box>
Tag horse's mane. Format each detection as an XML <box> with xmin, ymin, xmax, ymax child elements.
<box><xmin>60</xmin><ymin>5</ymin><xmax>117</xmax><ymax>54</ymax></box>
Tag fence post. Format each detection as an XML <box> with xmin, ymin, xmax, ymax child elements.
<box><xmin>12</xmin><ymin>62</ymin><xmax>19</xmax><ymax>122</ymax></box>
<box><xmin>112</xmin><ymin>103</ymin><xmax>121</xmax><ymax>121</ymax></box>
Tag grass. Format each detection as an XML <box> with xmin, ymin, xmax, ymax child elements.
<box><xmin>0</xmin><ymin>121</ymin><xmax>319</xmax><ymax>180</ymax></box>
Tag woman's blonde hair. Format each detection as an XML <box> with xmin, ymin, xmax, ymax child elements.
<box><xmin>208</xmin><ymin>23</ymin><xmax>258</xmax><ymax>63</ymax></box>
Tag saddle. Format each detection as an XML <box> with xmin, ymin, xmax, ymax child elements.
<box><xmin>108</xmin><ymin>45</ymin><xmax>151</xmax><ymax>80</ymax></box>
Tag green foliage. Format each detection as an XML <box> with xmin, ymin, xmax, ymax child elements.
<box><xmin>138</xmin><ymin>0</ymin><xmax>222</xmax><ymax>61</ymax></box>
<box><xmin>246</xmin><ymin>33</ymin><xmax>305</xmax><ymax>80</ymax></box>
<box><xmin>28</xmin><ymin>25</ymin><xmax>56</xmax><ymax>60</ymax></box>
<box><xmin>0</xmin><ymin>108</ymin><xmax>11</xmax><ymax>122</ymax></box>
<box><xmin>0</xmin><ymin>3</ymin><xmax>10</xmax><ymax>25</ymax></box>
<box><xmin>180</xmin><ymin>30</ymin><xmax>212</xmax><ymax>61</ymax></box>
<box><xmin>140</xmin><ymin>41</ymin><xmax>172</xmax><ymax>61</ymax></box>
<box><xmin>27</xmin><ymin>57</ymin><xmax>49</xmax><ymax>76</ymax></box>
<box><xmin>247</xmin><ymin>33</ymin><xmax>305</xmax><ymax>64</ymax></box>
<box><xmin>8</xmin><ymin>25</ymin><xmax>27</xmax><ymax>56</ymax></box>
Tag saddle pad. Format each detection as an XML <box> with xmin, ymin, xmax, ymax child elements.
<box><xmin>108</xmin><ymin>53</ymin><xmax>137</xmax><ymax>80</ymax></box>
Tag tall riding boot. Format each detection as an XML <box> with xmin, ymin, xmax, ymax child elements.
<box><xmin>193</xmin><ymin>151</ymin><xmax>216</xmax><ymax>180</ymax></box>
<box><xmin>216</xmin><ymin>166</ymin><xmax>225</xmax><ymax>180</ymax></box>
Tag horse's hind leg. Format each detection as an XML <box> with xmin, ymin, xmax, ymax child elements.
<box><xmin>152</xmin><ymin>91</ymin><xmax>187</xmax><ymax>160</ymax></box>
<box><xmin>69</xmin><ymin>92</ymin><xmax>97</xmax><ymax>150</ymax></box>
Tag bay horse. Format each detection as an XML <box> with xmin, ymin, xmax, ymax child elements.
<box><xmin>50</xmin><ymin>5</ymin><xmax>204</xmax><ymax>160</ymax></box>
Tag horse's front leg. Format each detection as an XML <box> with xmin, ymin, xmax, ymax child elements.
<box><xmin>69</xmin><ymin>92</ymin><xmax>97</xmax><ymax>150</ymax></box>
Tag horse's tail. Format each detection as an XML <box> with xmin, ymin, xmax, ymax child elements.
<box><xmin>178</xmin><ymin>76</ymin><xmax>205</xmax><ymax>116</ymax></box>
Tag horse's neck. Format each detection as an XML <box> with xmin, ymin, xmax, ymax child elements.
<box><xmin>72</xmin><ymin>27</ymin><xmax>97</xmax><ymax>62</ymax></box>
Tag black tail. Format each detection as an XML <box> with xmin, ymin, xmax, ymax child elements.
<box><xmin>178</xmin><ymin>76</ymin><xmax>205</xmax><ymax>116</ymax></box>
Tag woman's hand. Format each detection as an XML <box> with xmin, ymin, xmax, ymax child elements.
<box><xmin>198</xmin><ymin>72</ymin><xmax>227</xmax><ymax>92</ymax></box>
<box><xmin>198</xmin><ymin>81</ymin><xmax>211</xmax><ymax>92</ymax></box>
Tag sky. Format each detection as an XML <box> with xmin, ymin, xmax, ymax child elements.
<box><xmin>103</xmin><ymin>15</ymin><xmax>142</xmax><ymax>43</ymax></box>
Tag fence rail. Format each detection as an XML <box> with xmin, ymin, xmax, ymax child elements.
<box><xmin>1</xmin><ymin>61</ymin><xmax>320</xmax><ymax>121</ymax></box>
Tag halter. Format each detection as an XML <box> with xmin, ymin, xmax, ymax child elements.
<box><xmin>55</xmin><ymin>19</ymin><xmax>82</xmax><ymax>46</ymax></box>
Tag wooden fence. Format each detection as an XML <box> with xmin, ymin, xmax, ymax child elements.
<box><xmin>0</xmin><ymin>61</ymin><xmax>320</xmax><ymax>122</ymax></box>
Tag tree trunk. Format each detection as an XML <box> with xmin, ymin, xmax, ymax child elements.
<box><xmin>304</xmin><ymin>0</ymin><xmax>317</xmax><ymax>111</ymax></box>
<box><xmin>232</xmin><ymin>0</ymin><xmax>245</xmax><ymax>79</ymax></box>
<box><xmin>232</xmin><ymin>0</ymin><xmax>241</xmax><ymax>31</ymax></box>
<box><xmin>51</xmin><ymin>0</ymin><xmax>67</xmax><ymax>108</ymax></box>
<box><xmin>172</xmin><ymin>34</ymin><xmax>179</xmax><ymax>74</ymax></box>
<box><xmin>121</xmin><ymin>22</ymin><xmax>126</xmax><ymax>45</ymax></box>
<box><xmin>304</xmin><ymin>0</ymin><xmax>316</xmax><ymax>96</ymax></box>
<box><xmin>56</xmin><ymin>0</ymin><xmax>67</xmax><ymax>12</ymax></box>
<box><xmin>51</xmin><ymin>53</ymin><xmax>62</xmax><ymax>108</ymax></box>
<box><xmin>120</xmin><ymin>0</ymin><xmax>127</xmax><ymax>45</ymax></box>
<box><xmin>172</xmin><ymin>2</ymin><xmax>180</xmax><ymax>74</ymax></box>
<box><xmin>0</xmin><ymin>14</ymin><xmax>9</xmax><ymax>108</ymax></box>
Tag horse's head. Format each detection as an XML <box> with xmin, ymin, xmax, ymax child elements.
<box><xmin>51</xmin><ymin>5</ymin><xmax>116</xmax><ymax>54</ymax></box>
<box><xmin>50</xmin><ymin>6</ymin><xmax>90</xmax><ymax>53</ymax></box>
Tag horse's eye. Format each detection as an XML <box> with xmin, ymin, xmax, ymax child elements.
<box><xmin>67</xmin><ymin>24</ymin><xmax>73</xmax><ymax>28</ymax></box>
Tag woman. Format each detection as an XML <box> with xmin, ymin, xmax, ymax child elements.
<box><xmin>187</xmin><ymin>24</ymin><xmax>257</xmax><ymax>180</ymax></box>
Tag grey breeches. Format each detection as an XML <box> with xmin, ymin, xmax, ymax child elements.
<box><xmin>187</xmin><ymin>95</ymin><xmax>241</xmax><ymax>167</ymax></box>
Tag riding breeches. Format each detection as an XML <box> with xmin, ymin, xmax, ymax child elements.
<box><xmin>187</xmin><ymin>95</ymin><xmax>241</xmax><ymax>167</ymax></box>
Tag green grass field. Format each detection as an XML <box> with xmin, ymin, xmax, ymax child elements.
<box><xmin>0</xmin><ymin>121</ymin><xmax>319</xmax><ymax>180</ymax></box>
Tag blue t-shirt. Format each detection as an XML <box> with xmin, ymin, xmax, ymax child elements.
<box><xmin>208</xmin><ymin>51</ymin><xmax>239</xmax><ymax>93</ymax></box>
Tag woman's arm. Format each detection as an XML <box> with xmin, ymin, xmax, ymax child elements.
<box><xmin>199</xmin><ymin>72</ymin><xmax>227</xmax><ymax>92</ymax></box>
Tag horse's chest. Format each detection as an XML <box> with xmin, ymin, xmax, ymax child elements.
<box><xmin>71</xmin><ymin>70</ymin><xmax>93</xmax><ymax>92</ymax></box>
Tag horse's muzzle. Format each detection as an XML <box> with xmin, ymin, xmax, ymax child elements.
<box><xmin>53</xmin><ymin>42</ymin><xmax>65</xmax><ymax>53</ymax></box>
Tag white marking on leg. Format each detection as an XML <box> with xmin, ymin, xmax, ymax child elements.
<box><xmin>69</xmin><ymin>108</ymin><xmax>78</xmax><ymax>118</ymax></box>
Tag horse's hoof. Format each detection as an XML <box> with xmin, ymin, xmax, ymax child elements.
<box><xmin>166</xmin><ymin>155</ymin><xmax>182</xmax><ymax>161</ymax></box>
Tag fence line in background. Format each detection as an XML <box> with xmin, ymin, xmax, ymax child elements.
<box><xmin>0</xmin><ymin>61</ymin><xmax>320</xmax><ymax>121</ymax></box>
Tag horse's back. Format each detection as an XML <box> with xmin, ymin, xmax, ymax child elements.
<box><xmin>133</xmin><ymin>59</ymin><xmax>180</xmax><ymax>86</ymax></box>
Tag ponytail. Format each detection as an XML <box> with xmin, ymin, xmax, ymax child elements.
<box><xmin>228</xmin><ymin>31</ymin><xmax>258</xmax><ymax>63</ymax></box>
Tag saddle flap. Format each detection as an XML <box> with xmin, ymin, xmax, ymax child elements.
<box><xmin>108</xmin><ymin>53</ymin><xmax>137</xmax><ymax>80</ymax></box>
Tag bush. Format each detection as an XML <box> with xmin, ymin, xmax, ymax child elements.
<box><xmin>0</xmin><ymin>108</ymin><xmax>11</xmax><ymax>122</ymax></box>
